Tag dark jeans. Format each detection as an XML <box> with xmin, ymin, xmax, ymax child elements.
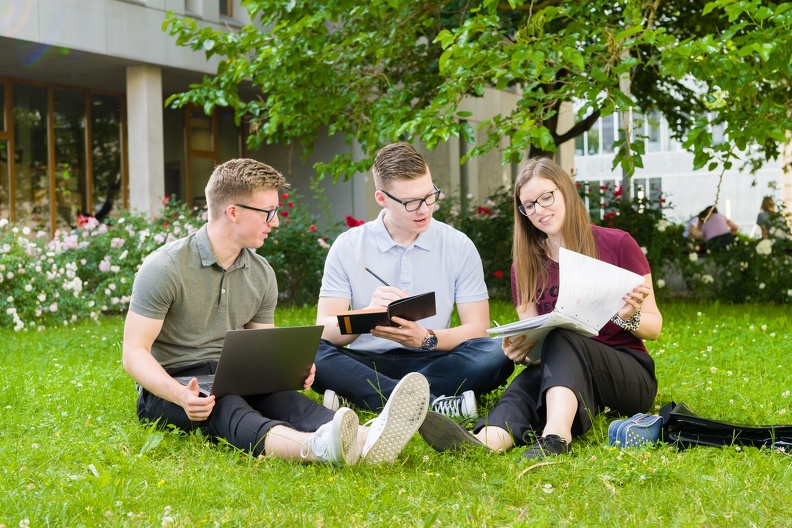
<box><xmin>136</xmin><ymin>361</ymin><xmax>335</xmax><ymax>456</ymax></box>
<box><xmin>476</xmin><ymin>329</ymin><xmax>657</xmax><ymax>444</ymax></box>
<box><xmin>313</xmin><ymin>337</ymin><xmax>514</xmax><ymax>411</ymax></box>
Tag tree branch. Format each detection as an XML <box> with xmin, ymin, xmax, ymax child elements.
<box><xmin>554</xmin><ymin>109</ymin><xmax>602</xmax><ymax>144</ymax></box>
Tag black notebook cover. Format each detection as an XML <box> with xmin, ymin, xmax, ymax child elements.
<box><xmin>337</xmin><ymin>292</ymin><xmax>437</xmax><ymax>335</ymax></box>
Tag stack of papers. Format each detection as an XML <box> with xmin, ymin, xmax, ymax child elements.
<box><xmin>487</xmin><ymin>248</ymin><xmax>645</xmax><ymax>360</ymax></box>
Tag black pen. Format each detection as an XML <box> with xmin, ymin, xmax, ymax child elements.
<box><xmin>365</xmin><ymin>267</ymin><xmax>390</xmax><ymax>287</ymax></box>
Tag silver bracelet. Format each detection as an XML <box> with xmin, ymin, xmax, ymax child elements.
<box><xmin>611</xmin><ymin>310</ymin><xmax>641</xmax><ymax>331</ymax></box>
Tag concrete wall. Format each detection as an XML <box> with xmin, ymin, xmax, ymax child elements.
<box><xmin>0</xmin><ymin>0</ymin><xmax>248</xmax><ymax>74</ymax></box>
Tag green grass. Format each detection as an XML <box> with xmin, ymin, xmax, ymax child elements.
<box><xmin>1</xmin><ymin>300</ymin><xmax>791</xmax><ymax>526</ymax></box>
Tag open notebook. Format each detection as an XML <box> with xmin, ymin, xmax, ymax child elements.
<box><xmin>487</xmin><ymin>248</ymin><xmax>645</xmax><ymax>361</ymax></box>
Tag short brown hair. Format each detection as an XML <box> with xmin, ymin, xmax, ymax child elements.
<box><xmin>205</xmin><ymin>159</ymin><xmax>289</xmax><ymax>220</ymax></box>
<box><xmin>372</xmin><ymin>142</ymin><xmax>429</xmax><ymax>190</ymax></box>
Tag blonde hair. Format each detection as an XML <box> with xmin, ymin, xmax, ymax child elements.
<box><xmin>512</xmin><ymin>157</ymin><xmax>597</xmax><ymax>311</ymax></box>
<box><xmin>205</xmin><ymin>159</ymin><xmax>289</xmax><ymax>220</ymax></box>
<box><xmin>372</xmin><ymin>142</ymin><xmax>429</xmax><ymax>190</ymax></box>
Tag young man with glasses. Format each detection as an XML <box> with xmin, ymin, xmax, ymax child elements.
<box><xmin>314</xmin><ymin>143</ymin><xmax>514</xmax><ymax>422</ymax></box>
<box><xmin>122</xmin><ymin>158</ymin><xmax>431</xmax><ymax>466</ymax></box>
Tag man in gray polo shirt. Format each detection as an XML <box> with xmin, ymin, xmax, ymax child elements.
<box><xmin>122</xmin><ymin>158</ymin><xmax>430</xmax><ymax>466</ymax></box>
<box><xmin>314</xmin><ymin>143</ymin><xmax>514</xmax><ymax>420</ymax></box>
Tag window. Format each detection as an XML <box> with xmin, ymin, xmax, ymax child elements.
<box><xmin>13</xmin><ymin>84</ymin><xmax>50</xmax><ymax>232</ymax></box>
<box><xmin>647</xmin><ymin>111</ymin><xmax>661</xmax><ymax>152</ymax></box>
<box><xmin>601</xmin><ymin>114</ymin><xmax>615</xmax><ymax>154</ymax></box>
<box><xmin>4</xmin><ymin>79</ymin><xmax>125</xmax><ymax>234</ymax></box>
<box><xmin>587</xmin><ymin>119</ymin><xmax>600</xmax><ymax>155</ymax></box>
<box><xmin>90</xmin><ymin>94</ymin><xmax>123</xmax><ymax>219</ymax></box>
<box><xmin>220</xmin><ymin>0</ymin><xmax>233</xmax><ymax>17</ymax></box>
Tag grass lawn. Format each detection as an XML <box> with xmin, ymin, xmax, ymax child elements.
<box><xmin>1</xmin><ymin>300</ymin><xmax>791</xmax><ymax>526</ymax></box>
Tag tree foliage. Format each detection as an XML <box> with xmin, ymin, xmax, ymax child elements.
<box><xmin>164</xmin><ymin>0</ymin><xmax>792</xmax><ymax>181</ymax></box>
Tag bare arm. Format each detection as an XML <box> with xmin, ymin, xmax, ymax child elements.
<box><xmin>727</xmin><ymin>218</ymin><xmax>739</xmax><ymax>233</ymax></box>
<box><xmin>317</xmin><ymin>296</ymin><xmax>357</xmax><ymax>346</ymax></box>
<box><xmin>121</xmin><ymin>310</ymin><xmax>215</xmax><ymax>421</ymax></box>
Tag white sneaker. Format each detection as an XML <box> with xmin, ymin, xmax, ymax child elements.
<box><xmin>322</xmin><ymin>389</ymin><xmax>350</xmax><ymax>412</ymax></box>
<box><xmin>361</xmin><ymin>372</ymin><xmax>430</xmax><ymax>465</ymax></box>
<box><xmin>431</xmin><ymin>390</ymin><xmax>478</xmax><ymax>420</ymax></box>
<box><xmin>300</xmin><ymin>407</ymin><xmax>361</xmax><ymax>466</ymax></box>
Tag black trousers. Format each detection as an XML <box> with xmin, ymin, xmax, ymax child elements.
<box><xmin>136</xmin><ymin>361</ymin><xmax>336</xmax><ymax>456</ymax></box>
<box><xmin>476</xmin><ymin>329</ymin><xmax>657</xmax><ymax>444</ymax></box>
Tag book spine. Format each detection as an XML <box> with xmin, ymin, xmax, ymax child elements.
<box><xmin>341</xmin><ymin>317</ymin><xmax>353</xmax><ymax>335</ymax></box>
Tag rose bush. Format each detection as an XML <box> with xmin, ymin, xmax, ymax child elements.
<box><xmin>0</xmin><ymin>190</ymin><xmax>347</xmax><ymax>331</ymax></box>
<box><xmin>257</xmin><ymin>189</ymin><xmax>343</xmax><ymax>306</ymax></box>
<box><xmin>436</xmin><ymin>183</ymin><xmax>791</xmax><ymax>304</ymax></box>
<box><xmin>0</xmin><ymin>197</ymin><xmax>204</xmax><ymax>330</ymax></box>
<box><xmin>433</xmin><ymin>186</ymin><xmax>514</xmax><ymax>300</ymax></box>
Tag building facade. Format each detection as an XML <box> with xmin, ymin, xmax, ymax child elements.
<box><xmin>2</xmin><ymin>1</ymin><xmax>786</xmax><ymax>236</ymax></box>
<box><xmin>571</xmin><ymin>110</ymin><xmax>790</xmax><ymax>233</ymax></box>
<box><xmin>0</xmin><ymin>0</ymin><xmax>527</xmax><ymax>236</ymax></box>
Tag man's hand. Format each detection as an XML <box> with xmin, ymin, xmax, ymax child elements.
<box><xmin>501</xmin><ymin>334</ymin><xmax>539</xmax><ymax>366</ymax></box>
<box><xmin>178</xmin><ymin>378</ymin><xmax>215</xmax><ymax>422</ymax></box>
<box><xmin>303</xmin><ymin>364</ymin><xmax>317</xmax><ymax>391</ymax></box>
<box><xmin>371</xmin><ymin>316</ymin><xmax>426</xmax><ymax>349</ymax></box>
<box><xmin>367</xmin><ymin>286</ymin><xmax>407</xmax><ymax>309</ymax></box>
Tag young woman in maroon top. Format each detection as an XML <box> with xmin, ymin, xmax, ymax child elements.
<box><xmin>421</xmin><ymin>158</ymin><xmax>663</xmax><ymax>459</ymax></box>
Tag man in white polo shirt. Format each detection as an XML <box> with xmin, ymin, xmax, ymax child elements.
<box><xmin>314</xmin><ymin>143</ymin><xmax>514</xmax><ymax>420</ymax></box>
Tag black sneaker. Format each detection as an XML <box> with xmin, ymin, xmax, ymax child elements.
<box><xmin>522</xmin><ymin>434</ymin><xmax>569</xmax><ymax>460</ymax></box>
<box><xmin>418</xmin><ymin>410</ymin><xmax>488</xmax><ymax>453</ymax></box>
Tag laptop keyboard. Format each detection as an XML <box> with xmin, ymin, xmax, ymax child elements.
<box><xmin>197</xmin><ymin>381</ymin><xmax>214</xmax><ymax>393</ymax></box>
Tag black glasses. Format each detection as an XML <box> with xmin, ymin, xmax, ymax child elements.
<box><xmin>518</xmin><ymin>189</ymin><xmax>558</xmax><ymax>217</ymax></box>
<box><xmin>380</xmin><ymin>185</ymin><xmax>441</xmax><ymax>212</ymax></box>
<box><xmin>235</xmin><ymin>203</ymin><xmax>280</xmax><ymax>223</ymax></box>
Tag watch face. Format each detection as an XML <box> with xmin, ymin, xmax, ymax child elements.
<box><xmin>423</xmin><ymin>333</ymin><xmax>438</xmax><ymax>350</ymax></box>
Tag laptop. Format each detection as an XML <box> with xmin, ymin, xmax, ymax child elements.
<box><xmin>173</xmin><ymin>325</ymin><xmax>323</xmax><ymax>398</ymax></box>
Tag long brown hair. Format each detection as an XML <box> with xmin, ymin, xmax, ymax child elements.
<box><xmin>512</xmin><ymin>157</ymin><xmax>597</xmax><ymax>311</ymax></box>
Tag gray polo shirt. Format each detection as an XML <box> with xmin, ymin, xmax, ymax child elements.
<box><xmin>129</xmin><ymin>225</ymin><xmax>277</xmax><ymax>369</ymax></box>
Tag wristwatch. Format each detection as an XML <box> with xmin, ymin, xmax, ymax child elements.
<box><xmin>421</xmin><ymin>329</ymin><xmax>438</xmax><ymax>351</ymax></box>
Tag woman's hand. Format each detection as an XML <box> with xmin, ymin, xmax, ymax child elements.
<box><xmin>617</xmin><ymin>282</ymin><xmax>651</xmax><ymax>320</ymax></box>
<box><xmin>501</xmin><ymin>334</ymin><xmax>540</xmax><ymax>366</ymax></box>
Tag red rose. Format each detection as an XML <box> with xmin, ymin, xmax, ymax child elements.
<box><xmin>604</xmin><ymin>212</ymin><xmax>618</xmax><ymax>220</ymax></box>
<box><xmin>477</xmin><ymin>206</ymin><xmax>492</xmax><ymax>215</ymax></box>
<box><xmin>281</xmin><ymin>193</ymin><xmax>289</xmax><ymax>199</ymax></box>
<box><xmin>309</xmin><ymin>225</ymin><xmax>317</xmax><ymax>232</ymax></box>
<box><xmin>288</xmin><ymin>201</ymin><xmax>294</xmax><ymax>208</ymax></box>
<box><xmin>163</xmin><ymin>221</ymin><xmax>169</xmax><ymax>227</ymax></box>
<box><xmin>493</xmin><ymin>270</ymin><xmax>504</xmax><ymax>279</ymax></box>
<box><xmin>614</xmin><ymin>186</ymin><xmax>623</xmax><ymax>197</ymax></box>
<box><xmin>280</xmin><ymin>211</ymin><xmax>289</xmax><ymax>218</ymax></box>
<box><xmin>346</xmin><ymin>215</ymin><xmax>364</xmax><ymax>227</ymax></box>
<box><xmin>162</xmin><ymin>195</ymin><xmax>171</xmax><ymax>206</ymax></box>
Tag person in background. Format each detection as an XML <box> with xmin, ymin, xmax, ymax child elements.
<box><xmin>756</xmin><ymin>196</ymin><xmax>791</xmax><ymax>240</ymax></box>
<box><xmin>314</xmin><ymin>142</ymin><xmax>514</xmax><ymax>422</ymax></box>
<box><xmin>690</xmin><ymin>205</ymin><xmax>738</xmax><ymax>251</ymax></box>
<box><xmin>122</xmin><ymin>158</ymin><xmax>430</xmax><ymax>467</ymax></box>
<box><xmin>419</xmin><ymin>157</ymin><xmax>662</xmax><ymax>460</ymax></box>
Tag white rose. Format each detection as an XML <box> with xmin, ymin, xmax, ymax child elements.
<box><xmin>756</xmin><ymin>239</ymin><xmax>773</xmax><ymax>255</ymax></box>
